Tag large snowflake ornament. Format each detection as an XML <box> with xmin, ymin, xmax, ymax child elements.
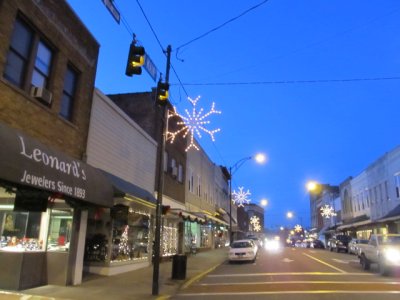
<box><xmin>167</xmin><ymin>96</ymin><xmax>221</xmax><ymax>151</ymax></box>
<box><xmin>320</xmin><ymin>204</ymin><xmax>337</xmax><ymax>219</ymax></box>
<box><xmin>232</xmin><ymin>187</ymin><xmax>251</xmax><ymax>207</ymax></box>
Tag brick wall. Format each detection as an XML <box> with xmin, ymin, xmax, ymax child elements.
<box><xmin>0</xmin><ymin>0</ymin><xmax>99</xmax><ymax>159</ymax></box>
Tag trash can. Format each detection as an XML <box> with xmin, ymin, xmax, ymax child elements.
<box><xmin>172</xmin><ymin>254</ymin><xmax>187</xmax><ymax>280</ymax></box>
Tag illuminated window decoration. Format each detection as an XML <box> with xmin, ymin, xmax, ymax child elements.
<box><xmin>294</xmin><ymin>224</ymin><xmax>302</xmax><ymax>233</ymax></box>
<box><xmin>320</xmin><ymin>204</ymin><xmax>337</xmax><ymax>219</ymax></box>
<box><xmin>167</xmin><ymin>96</ymin><xmax>221</xmax><ymax>151</ymax></box>
<box><xmin>116</xmin><ymin>225</ymin><xmax>131</xmax><ymax>260</ymax></box>
<box><xmin>232</xmin><ymin>186</ymin><xmax>251</xmax><ymax>207</ymax></box>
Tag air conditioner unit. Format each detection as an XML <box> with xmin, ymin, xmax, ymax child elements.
<box><xmin>30</xmin><ymin>86</ymin><xmax>53</xmax><ymax>105</ymax></box>
<box><xmin>172</xmin><ymin>166</ymin><xmax>178</xmax><ymax>178</ymax></box>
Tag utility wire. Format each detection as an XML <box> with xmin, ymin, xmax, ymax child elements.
<box><xmin>175</xmin><ymin>0</ymin><xmax>270</xmax><ymax>53</ymax></box>
<box><xmin>172</xmin><ymin>76</ymin><xmax>400</xmax><ymax>86</ymax></box>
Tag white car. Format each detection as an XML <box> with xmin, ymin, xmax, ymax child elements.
<box><xmin>228</xmin><ymin>239</ymin><xmax>258</xmax><ymax>263</ymax></box>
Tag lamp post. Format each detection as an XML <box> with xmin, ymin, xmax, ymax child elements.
<box><xmin>229</xmin><ymin>153</ymin><xmax>266</xmax><ymax>245</ymax></box>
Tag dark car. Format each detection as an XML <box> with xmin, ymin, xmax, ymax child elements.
<box><xmin>311</xmin><ymin>239</ymin><xmax>325</xmax><ymax>249</ymax></box>
<box><xmin>328</xmin><ymin>235</ymin><xmax>352</xmax><ymax>253</ymax></box>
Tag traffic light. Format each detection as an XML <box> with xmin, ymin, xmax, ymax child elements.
<box><xmin>161</xmin><ymin>205</ymin><xmax>171</xmax><ymax>215</ymax></box>
<box><xmin>156</xmin><ymin>81</ymin><xmax>169</xmax><ymax>105</ymax></box>
<box><xmin>125</xmin><ymin>43</ymin><xmax>145</xmax><ymax>76</ymax></box>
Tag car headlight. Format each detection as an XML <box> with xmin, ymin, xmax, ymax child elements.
<box><xmin>383</xmin><ymin>248</ymin><xmax>400</xmax><ymax>263</ymax></box>
<box><xmin>338</xmin><ymin>241</ymin><xmax>343</xmax><ymax>245</ymax></box>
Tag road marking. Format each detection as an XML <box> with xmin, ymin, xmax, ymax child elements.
<box><xmin>181</xmin><ymin>262</ymin><xmax>224</xmax><ymax>290</ymax></box>
<box><xmin>176</xmin><ymin>290</ymin><xmax>400</xmax><ymax>297</ymax></box>
<box><xmin>282</xmin><ymin>258</ymin><xmax>294</xmax><ymax>263</ymax></box>
<box><xmin>208</xmin><ymin>272</ymin><xmax>372</xmax><ymax>277</ymax></box>
<box><xmin>198</xmin><ymin>281</ymin><xmax>400</xmax><ymax>286</ymax></box>
<box><xmin>332</xmin><ymin>258</ymin><xmax>359</xmax><ymax>264</ymax></box>
<box><xmin>303</xmin><ymin>253</ymin><xmax>347</xmax><ymax>273</ymax></box>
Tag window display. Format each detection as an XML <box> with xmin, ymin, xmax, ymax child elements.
<box><xmin>47</xmin><ymin>208</ymin><xmax>73</xmax><ymax>251</ymax></box>
<box><xmin>0</xmin><ymin>187</ymin><xmax>73</xmax><ymax>252</ymax></box>
<box><xmin>111</xmin><ymin>209</ymin><xmax>150</xmax><ymax>262</ymax></box>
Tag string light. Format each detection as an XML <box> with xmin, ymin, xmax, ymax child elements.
<box><xmin>167</xmin><ymin>96</ymin><xmax>221</xmax><ymax>151</ymax></box>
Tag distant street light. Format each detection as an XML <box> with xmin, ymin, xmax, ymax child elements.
<box><xmin>286</xmin><ymin>211</ymin><xmax>294</xmax><ymax>219</ymax></box>
<box><xmin>229</xmin><ymin>153</ymin><xmax>266</xmax><ymax>245</ymax></box>
<box><xmin>260</xmin><ymin>198</ymin><xmax>268</xmax><ymax>207</ymax></box>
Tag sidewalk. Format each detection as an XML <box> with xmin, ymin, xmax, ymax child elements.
<box><xmin>0</xmin><ymin>247</ymin><xmax>228</xmax><ymax>300</ymax></box>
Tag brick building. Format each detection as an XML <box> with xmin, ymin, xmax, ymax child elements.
<box><xmin>0</xmin><ymin>0</ymin><xmax>113</xmax><ymax>290</ymax></box>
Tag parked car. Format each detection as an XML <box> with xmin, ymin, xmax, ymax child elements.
<box><xmin>310</xmin><ymin>239</ymin><xmax>325</xmax><ymax>249</ymax></box>
<box><xmin>348</xmin><ymin>238</ymin><xmax>368</xmax><ymax>255</ymax></box>
<box><xmin>358</xmin><ymin>234</ymin><xmax>400</xmax><ymax>276</ymax></box>
<box><xmin>228</xmin><ymin>239</ymin><xmax>258</xmax><ymax>263</ymax></box>
<box><xmin>247</xmin><ymin>236</ymin><xmax>263</xmax><ymax>247</ymax></box>
<box><xmin>328</xmin><ymin>234</ymin><xmax>352</xmax><ymax>253</ymax></box>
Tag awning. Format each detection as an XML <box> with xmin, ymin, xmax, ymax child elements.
<box><xmin>0</xmin><ymin>122</ymin><xmax>113</xmax><ymax>207</ymax></box>
<box><xmin>204</xmin><ymin>213</ymin><xmax>229</xmax><ymax>226</ymax></box>
<box><xmin>170</xmin><ymin>209</ymin><xmax>206</xmax><ymax>223</ymax></box>
<box><xmin>337</xmin><ymin>219</ymin><xmax>372</xmax><ymax>230</ymax></box>
<box><xmin>102</xmin><ymin>171</ymin><xmax>156</xmax><ymax>208</ymax></box>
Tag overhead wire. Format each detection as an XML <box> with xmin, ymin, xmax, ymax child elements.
<box><xmin>175</xmin><ymin>0</ymin><xmax>270</xmax><ymax>54</ymax></box>
<box><xmin>172</xmin><ymin>76</ymin><xmax>400</xmax><ymax>86</ymax></box>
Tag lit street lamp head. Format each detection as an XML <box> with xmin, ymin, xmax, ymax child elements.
<box><xmin>260</xmin><ymin>198</ymin><xmax>268</xmax><ymax>207</ymax></box>
<box><xmin>254</xmin><ymin>153</ymin><xmax>267</xmax><ymax>164</ymax></box>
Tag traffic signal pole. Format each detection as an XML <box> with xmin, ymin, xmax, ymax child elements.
<box><xmin>152</xmin><ymin>45</ymin><xmax>171</xmax><ymax>296</ymax></box>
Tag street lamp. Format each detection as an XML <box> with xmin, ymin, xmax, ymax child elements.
<box><xmin>260</xmin><ymin>198</ymin><xmax>268</xmax><ymax>207</ymax></box>
<box><xmin>229</xmin><ymin>153</ymin><xmax>266</xmax><ymax>244</ymax></box>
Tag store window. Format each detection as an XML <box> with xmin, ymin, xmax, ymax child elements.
<box><xmin>0</xmin><ymin>187</ymin><xmax>71</xmax><ymax>252</ymax></box>
<box><xmin>109</xmin><ymin>205</ymin><xmax>150</xmax><ymax>263</ymax></box>
<box><xmin>47</xmin><ymin>208</ymin><xmax>73</xmax><ymax>251</ymax></box>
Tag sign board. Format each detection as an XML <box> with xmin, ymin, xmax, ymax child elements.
<box><xmin>144</xmin><ymin>54</ymin><xmax>158</xmax><ymax>82</ymax></box>
<box><xmin>102</xmin><ymin>0</ymin><xmax>121</xmax><ymax>24</ymax></box>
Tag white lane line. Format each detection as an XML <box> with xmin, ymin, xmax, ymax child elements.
<box><xmin>207</xmin><ymin>272</ymin><xmax>372</xmax><ymax>277</ymax></box>
<box><xmin>303</xmin><ymin>253</ymin><xmax>347</xmax><ymax>273</ymax></box>
<box><xmin>176</xmin><ymin>290</ymin><xmax>400</xmax><ymax>297</ymax></box>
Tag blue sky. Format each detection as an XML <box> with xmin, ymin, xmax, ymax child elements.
<box><xmin>67</xmin><ymin>0</ymin><xmax>400</xmax><ymax>230</ymax></box>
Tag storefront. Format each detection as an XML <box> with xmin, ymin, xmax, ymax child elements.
<box><xmin>0</xmin><ymin>122</ymin><xmax>114</xmax><ymax>290</ymax></box>
<box><xmin>84</xmin><ymin>172</ymin><xmax>156</xmax><ymax>276</ymax></box>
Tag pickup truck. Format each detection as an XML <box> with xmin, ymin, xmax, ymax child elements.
<box><xmin>358</xmin><ymin>234</ymin><xmax>400</xmax><ymax>276</ymax></box>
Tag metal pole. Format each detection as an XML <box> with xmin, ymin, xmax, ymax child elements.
<box><xmin>152</xmin><ymin>45</ymin><xmax>171</xmax><ymax>296</ymax></box>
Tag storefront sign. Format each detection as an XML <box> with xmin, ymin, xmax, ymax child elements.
<box><xmin>0</xmin><ymin>122</ymin><xmax>113</xmax><ymax>207</ymax></box>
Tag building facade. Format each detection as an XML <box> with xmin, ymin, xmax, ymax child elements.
<box><xmin>0</xmin><ymin>0</ymin><xmax>113</xmax><ymax>290</ymax></box>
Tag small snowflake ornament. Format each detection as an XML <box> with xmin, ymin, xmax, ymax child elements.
<box><xmin>167</xmin><ymin>96</ymin><xmax>221</xmax><ymax>151</ymax></box>
<box><xmin>232</xmin><ymin>187</ymin><xmax>251</xmax><ymax>207</ymax></box>
<box><xmin>294</xmin><ymin>224</ymin><xmax>302</xmax><ymax>233</ymax></box>
<box><xmin>250</xmin><ymin>216</ymin><xmax>260</xmax><ymax>226</ymax></box>
<box><xmin>320</xmin><ymin>204</ymin><xmax>337</xmax><ymax>219</ymax></box>
<box><xmin>253</xmin><ymin>223</ymin><xmax>262</xmax><ymax>232</ymax></box>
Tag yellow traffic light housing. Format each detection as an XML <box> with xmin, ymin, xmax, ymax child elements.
<box><xmin>156</xmin><ymin>81</ymin><xmax>169</xmax><ymax>105</ymax></box>
<box><xmin>125</xmin><ymin>43</ymin><xmax>145</xmax><ymax>76</ymax></box>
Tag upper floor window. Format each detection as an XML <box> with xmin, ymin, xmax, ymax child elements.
<box><xmin>3</xmin><ymin>17</ymin><xmax>54</xmax><ymax>106</ymax></box>
<box><xmin>4</xmin><ymin>18</ymin><xmax>33</xmax><ymax>87</ymax></box>
<box><xmin>395</xmin><ymin>174</ymin><xmax>400</xmax><ymax>199</ymax></box>
<box><xmin>188</xmin><ymin>168</ymin><xmax>194</xmax><ymax>193</ymax></box>
<box><xmin>60</xmin><ymin>66</ymin><xmax>78</xmax><ymax>120</ymax></box>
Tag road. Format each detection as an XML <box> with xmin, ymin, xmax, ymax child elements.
<box><xmin>173</xmin><ymin>246</ymin><xmax>400</xmax><ymax>300</ymax></box>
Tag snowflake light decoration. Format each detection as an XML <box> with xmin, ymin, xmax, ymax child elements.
<box><xmin>250</xmin><ymin>216</ymin><xmax>260</xmax><ymax>226</ymax></box>
<box><xmin>232</xmin><ymin>187</ymin><xmax>251</xmax><ymax>207</ymax></box>
<box><xmin>253</xmin><ymin>223</ymin><xmax>262</xmax><ymax>232</ymax></box>
<box><xmin>320</xmin><ymin>204</ymin><xmax>337</xmax><ymax>219</ymax></box>
<box><xmin>167</xmin><ymin>96</ymin><xmax>221</xmax><ymax>151</ymax></box>
<box><xmin>294</xmin><ymin>224</ymin><xmax>302</xmax><ymax>233</ymax></box>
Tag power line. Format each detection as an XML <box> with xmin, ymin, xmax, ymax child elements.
<box><xmin>172</xmin><ymin>76</ymin><xmax>400</xmax><ymax>86</ymax></box>
<box><xmin>175</xmin><ymin>0</ymin><xmax>270</xmax><ymax>53</ymax></box>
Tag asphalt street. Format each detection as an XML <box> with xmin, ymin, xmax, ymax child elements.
<box><xmin>173</xmin><ymin>245</ymin><xmax>400</xmax><ymax>300</ymax></box>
